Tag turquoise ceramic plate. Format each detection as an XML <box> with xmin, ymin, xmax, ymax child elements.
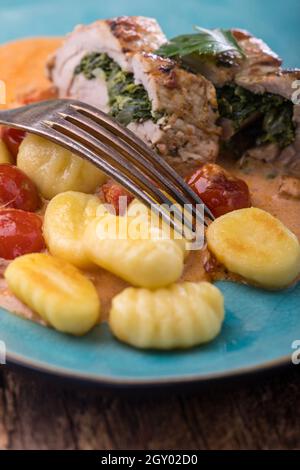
<box><xmin>0</xmin><ymin>0</ymin><xmax>299</xmax><ymax>387</ymax></box>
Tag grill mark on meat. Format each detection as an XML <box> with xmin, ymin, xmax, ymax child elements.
<box><xmin>141</xmin><ymin>53</ymin><xmax>179</xmax><ymax>89</ymax></box>
<box><xmin>161</xmin><ymin>69</ymin><xmax>178</xmax><ymax>89</ymax></box>
<box><xmin>108</xmin><ymin>17</ymin><xmax>141</xmax><ymax>42</ymax></box>
<box><xmin>158</xmin><ymin>63</ymin><xmax>178</xmax><ymax>89</ymax></box>
<box><xmin>231</xmin><ymin>28</ymin><xmax>282</xmax><ymax>67</ymax></box>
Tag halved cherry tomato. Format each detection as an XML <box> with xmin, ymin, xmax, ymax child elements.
<box><xmin>1</xmin><ymin>127</ymin><xmax>26</xmax><ymax>159</ymax></box>
<box><xmin>187</xmin><ymin>163</ymin><xmax>251</xmax><ymax>218</ymax></box>
<box><xmin>0</xmin><ymin>164</ymin><xmax>40</xmax><ymax>212</ymax></box>
<box><xmin>100</xmin><ymin>180</ymin><xmax>134</xmax><ymax>215</ymax></box>
<box><xmin>0</xmin><ymin>209</ymin><xmax>45</xmax><ymax>260</ymax></box>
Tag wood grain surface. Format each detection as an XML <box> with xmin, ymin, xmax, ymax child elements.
<box><xmin>0</xmin><ymin>365</ymin><xmax>299</xmax><ymax>450</ymax></box>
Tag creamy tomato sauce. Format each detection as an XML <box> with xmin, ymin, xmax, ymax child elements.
<box><xmin>0</xmin><ymin>38</ymin><xmax>299</xmax><ymax>326</ymax></box>
<box><xmin>220</xmin><ymin>157</ymin><xmax>300</xmax><ymax>241</ymax></box>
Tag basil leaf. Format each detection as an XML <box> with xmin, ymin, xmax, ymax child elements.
<box><xmin>156</xmin><ymin>27</ymin><xmax>245</xmax><ymax>69</ymax></box>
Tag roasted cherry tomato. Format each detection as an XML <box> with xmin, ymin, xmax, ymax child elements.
<box><xmin>0</xmin><ymin>209</ymin><xmax>45</xmax><ymax>260</ymax></box>
<box><xmin>0</xmin><ymin>164</ymin><xmax>40</xmax><ymax>212</ymax></box>
<box><xmin>1</xmin><ymin>127</ymin><xmax>26</xmax><ymax>159</ymax></box>
<box><xmin>187</xmin><ymin>163</ymin><xmax>251</xmax><ymax>218</ymax></box>
<box><xmin>101</xmin><ymin>180</ymin><xmax>134</xmax><ymax>215</ymax></box>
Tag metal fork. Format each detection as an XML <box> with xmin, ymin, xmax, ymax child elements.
<box><xmin>0</xmin><ymin>99</ymin><xmax>214</xmax><ymax>236</ymax></box>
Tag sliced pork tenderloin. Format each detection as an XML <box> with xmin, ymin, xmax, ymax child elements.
<box><xmin>231</xmin><ymin>28</ymin><xmax>282</xmax><ymax>88</ymax></box>
<box><xmin>186</xmin><ymin>28</ymin><xmax>282</xmax><ymax>89</ymax></box>
<box><xmin>47</xmin><ymin>16</ymin><xmax>166</xmax><ymax>105</ymax></box>
<box><xmin>129</xmin><ymin>52</ymin><xmax>220</xmax><ymax>163</ymax></box>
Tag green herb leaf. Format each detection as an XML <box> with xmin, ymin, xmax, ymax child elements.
<box><xmin>156</xmin><ymin>27</ymin><xmax>245</xmax><ymax>70</ymax></box>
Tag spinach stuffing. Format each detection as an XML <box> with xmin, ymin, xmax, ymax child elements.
<box><xmin>74</xmin><ymin>52</ymin><xmax>153</xmax><ymax>125</ymax></box>
<box><xmin>217</xmin><ymin>84</ymin><xmax>295</xmax><ymax>149</ymax></box>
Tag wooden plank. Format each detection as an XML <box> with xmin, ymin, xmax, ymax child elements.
<box><xmin>0</xmin><ymin>367</ymin><xmax>299</xmax><ymax>450</ymax></box>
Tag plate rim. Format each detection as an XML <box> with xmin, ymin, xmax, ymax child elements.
<box><xmin>5</xmin><ymin>349</ymin><xmax>291</xmax><ymax>388</ymax></box>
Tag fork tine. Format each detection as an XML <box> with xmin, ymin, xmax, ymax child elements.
<box><xmin>60</xmin><ymin>108</ymin><xmax>206</xmax><ymax>227</ymax></box>
<box><xmin>41</xmin><ymin>124</ymin><xmax>193</xmax><ymax>236</ymax></box>
<box><xmin>61</xmin><ymin>110</ymin><xmax>189</xmax><ymax>204</ymax></box>
<box><xmin>43</xmin><ymin>118</ymin><xmax>201</xmax><ymax>235</ymax></box>
<box><xmin>45</xmin><ymin>117</ymin><xmax>197</xmax><ymax>228</ymax></box>
<box><xmin>0</xmin><ymin>98</ymin><xmax>212</xmax><ymax>230</ymax></box>
<box><xmin>70</xmin><ymin>102</ymin><xmax>215</xmax><ymax>221</ymax></box>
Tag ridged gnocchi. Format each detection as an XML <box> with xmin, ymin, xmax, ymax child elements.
<box><xmin>207</xmin><ymin>207</ymin><xmax>300</xmax><ymax>288</ymax></box>
<box><xmin>0</xmin><ymin>139</ymin><xmax>13</xmax><ymax>163</ymax></box>
<box><xmin>109</xmin><ymin>282</ymin><xmax>224</xmax><ymax>349</ymax></box>
<box><xmin>17</xmin><ymin>134</ymin><xmax>106</xmax><ymax>199</ymax></box>
<box><xmin>84</xmin><ymin>213</ymin><xmax>184</xmax><ymax>288</ymax></box>
<box><xmin>43</xmin><ymin>191</ymin><xmax>106</xmax><ymax>268</ymax></box>
<box><xmin>4</xmin><ymin>253</ymin><xmax>100</xmax><ymax>335</ymax></box>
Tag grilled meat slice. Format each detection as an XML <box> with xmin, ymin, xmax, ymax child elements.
<box><xmin>232</xmin><ymin>30</ymin><xmax>299</xmax><ymax>100</ymax></box>
<box><xmin>129</xmin><ymin>52</ymin><xmax>220</xmax><ymax>162</ymax></box>
<box><xmin>47</xmin><ymin>16</ymin><xmax>166</xmax><ymax>101</ymax></box>
<box><xmin>232</xmin><ymin>28</ymin><xmax>282</xmax><ymax>88</ymax></box>
<box><xmin>184</xmin><ymin>28</ymin><xmax>282</xmax><ymax>89</ymax></box>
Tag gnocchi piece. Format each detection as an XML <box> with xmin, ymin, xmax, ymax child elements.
<box><xmin>207</xmin><ymin>207</ymin><xmax>300</xmax><ymax>288</ymax></box>
<box><xmin>17</xmin><ymin>134</ymin><xmax>106</xmax><ymax>199</ymax></box>
<box><xmin>4</xmin><ymin>253</ymin><xmax>100</xmax><ymax>335</ymax></box>
<box><xmin>0</xmin><ymin>139</ymin><xmax>13</xmax><ymax>164</ymax></box>
<box><xmin>127</xmin><ymin>198</ymin><xmax>188</xmax><ymax>256</ymax></box>
<box><xmin>84</xmin><ymin>213</ymin><xmax>184</xmax><ymax>288</ymax></box>
<box><xmin>109</xmin><ymin>282</ymin><xmax>224</xmax><ymax>349</ymax></box>
<box><xmin>43</xmin><ymin>191</ymin><xmax>106</xmax><ymax>268</ymax></box>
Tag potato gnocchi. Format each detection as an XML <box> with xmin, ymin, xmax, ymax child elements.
<box><xmin>207</xmin><ymin>207</ymin><xmax>300</xmax><ymax>288</ymax></box>
<box><xmin>127</xmin><ymin>198</ymin><xmax>188</xmax><ymax>257</ymax></box>
<box><xmin>84</xmin><ymin>213</ymin><xmax>184</xmax><ymax>288</ymax></box>
<box><xmin>17</xmin><ymin>134</ymin><xmax>106</xmax><ymax>199</ymax></box>
<box><xmin>4</xmin><ymin>253</ymin><xmax>100</xmax><ymax>335</ymax></box>
<box><xmin>43</xmin><ymin>191</ymin><xmax>106</xmax><ymax>268</ymax></box>
<box><xmin>109</xmin><ymin>282</ymin><xmax>224</xmax><ymax>349</ymax></box>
